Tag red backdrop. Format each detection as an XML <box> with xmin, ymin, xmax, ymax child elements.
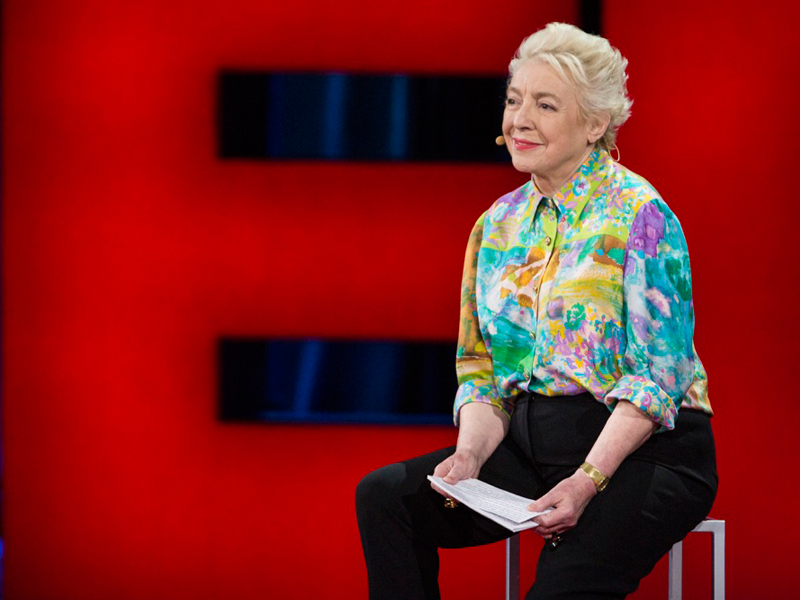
<box><xmin>2</xmin><ymin>0</ymin><xmax>798</xmax><ymax>598</ymax></box>
<box><xmin>604</xmin><ymin>1</ymin><xmax>800</xmax><ymax>597</ymax></box>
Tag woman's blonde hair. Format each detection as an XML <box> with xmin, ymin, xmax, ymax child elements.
<box><xmin>509</xmin><ymin>22</ymin><xmax>632</xmax><ymax>151</ymax></box>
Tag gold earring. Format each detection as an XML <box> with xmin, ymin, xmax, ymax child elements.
<box><xmin>610</xmin><ymin>144</ymin><xmax>621</xmax><ymax>162</ymax></box>
<box><xmin>495</xmin><ymin>135</ymin><xmax>505</xmax><ymax>146</ymax></box>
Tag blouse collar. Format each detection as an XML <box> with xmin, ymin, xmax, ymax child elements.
<box><xmin>528</xmin><ymin>147</ymin><xmax>613</xmax><ymax>226</ymax></box>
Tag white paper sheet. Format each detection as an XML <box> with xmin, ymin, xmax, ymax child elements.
<box><xmin>427</xmin><ymin>475</ymin><xmax>552</xmax><ymax>532</ymax></box>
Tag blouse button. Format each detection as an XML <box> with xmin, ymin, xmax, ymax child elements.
<box><xmin>545</xmin><ymin>236</ymin><xmax>552</xmax><ymax>245</ymax></box>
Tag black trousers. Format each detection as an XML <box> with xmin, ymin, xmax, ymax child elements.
<box><xmin>356</xmin><ymin>393</ymin><xmax>717</xmax><ymax>600</ymax></box>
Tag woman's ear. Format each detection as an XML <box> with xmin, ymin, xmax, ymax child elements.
<box><xmin>587</xmin><ymin>113</ymin><xmax>611</xmax><ymax>144</ymax></box>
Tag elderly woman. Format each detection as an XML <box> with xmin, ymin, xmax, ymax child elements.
<box><xmin>356</xmin><ymin>22</ymin><xmax>716</xmax><ymax>600</ymax></box>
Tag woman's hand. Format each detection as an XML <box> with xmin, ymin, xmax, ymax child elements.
<box><xmin>528</xmin><ymin>469</ymin><xmax>597</xmax><ymax>538</ymax></box>
<box><xmin>429</xmin><ymin>402</ymin><xmax>510</xmax><ymax>500</ymax></box>
<box><xmin>430</xmin><ymin>449</ymin><xmax>482</xmax><ymax>498</ymax></box>
<box><xmin>528</xmin><ymin>400</ymin><xmax>657</xmax><ymax>539</ymax></box>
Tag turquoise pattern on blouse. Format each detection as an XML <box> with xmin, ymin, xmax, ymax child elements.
<box><xmin>454</xmin><ymin>148</ymin><xmax>712</xmax><ymax>430</ymax></box>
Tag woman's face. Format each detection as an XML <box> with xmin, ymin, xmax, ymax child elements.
<box><xmin>502</xmin><ymin>60</ymin><xmax>600</xmax><ymax>193</ymax></box>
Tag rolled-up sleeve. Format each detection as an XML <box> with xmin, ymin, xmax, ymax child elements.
<box><xmin>453</xmin><ymin>213</ymin><xmax>513</xmax><ymax>425</ymax></box>
<box><xmin>605</xmin><ymin>198</ymin><xmax>697</xmax><ymax>430</ymax></box>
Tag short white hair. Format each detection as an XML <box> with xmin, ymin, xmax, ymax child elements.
<box><xmin>509</xmin><ymin>22</ymin><xmax>632</xmax><ymax>151</ymax></box>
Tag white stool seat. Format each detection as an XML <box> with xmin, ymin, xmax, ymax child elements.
<box><xmin>505</xmin><ymin>518</ymin><xmax>725</xmax><ymax>600</ymax></box>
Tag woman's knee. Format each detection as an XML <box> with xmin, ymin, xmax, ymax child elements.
<box><xmin>356</xmin><ymin>463</ymin><xmax>407</xmax><ymax>518</ymax></box>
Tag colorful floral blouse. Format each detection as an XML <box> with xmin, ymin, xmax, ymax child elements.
<box><xmin>454</xmin><ymin>148</ymin><xmax>712</xmax><ymax>430</ymax></box>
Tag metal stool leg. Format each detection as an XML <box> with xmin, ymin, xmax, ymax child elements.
<box><xmin>668</xmin><ymin>519</ymin><xmax>725</xmax><ymax>600</ymax></box>
<box><xmin>668</xmin><ymin>537</ymin><xmax>684</xmax><ymax>600</ymax></box>
<box><xmin>708</xmin><ymin>520</ymin><xmax>725</xmax><ymax>600</ymax></box>
<box><xmin>506</xmin><ymin>534</ymin><xmax>520</xmax><ymax>600</ymax></box>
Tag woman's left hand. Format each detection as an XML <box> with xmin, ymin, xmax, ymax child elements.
<box><xmin>527</xmin><ymin>470</ymin><xmax>597</xmax><ymax>538</ymax></box>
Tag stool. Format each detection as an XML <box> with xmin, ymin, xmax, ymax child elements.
<box><xmin>505</xmin><ymin>518</ymin><xmax>725</xmax><ymax>600</ymax></box>
<box><xmin>669</xmin><ymin>518</ymin><xmax>725</xmax><ymax>600</ymax></box>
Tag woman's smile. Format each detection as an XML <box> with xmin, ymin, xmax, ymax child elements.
<box><xmin>512</xmin><ymin>138</ymin><xmax>543</xmax><ymax>151</ymax></box>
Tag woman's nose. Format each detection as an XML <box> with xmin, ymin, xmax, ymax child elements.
<box><xmin>513</xmin><ymin>103</ymin><xmax>535</xmax><ymax>130</ymax></box>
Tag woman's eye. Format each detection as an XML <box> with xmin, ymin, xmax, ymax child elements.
<box><xmin>505</xmin><ymin>98</ymin><xmax>518</xmax><ymax>106</ymax></box>
<box><xmin>539</xmin><ymin>103</ymin><xmax>555</xmax><ymax>111</ymax></box>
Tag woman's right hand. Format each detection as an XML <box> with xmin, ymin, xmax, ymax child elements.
<box><xmin>430</xmin><ymin>449</ymin><xmax>481</xmax><ymax>498</ymax></box>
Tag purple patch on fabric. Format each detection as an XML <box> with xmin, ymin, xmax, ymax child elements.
<box><xmin>628</xmin><ymin>202</ymin><xmax>665</xmax><ymax>258</ymax></box>
<box><xmin>547</xmin><ymin>296</ymin><xmax>565</xmax><ymax>319</ymax></box>
<box><xmin>629</xmin><ymin>314</ymin><xmax>649</xmax><ymax>343</ymax></box>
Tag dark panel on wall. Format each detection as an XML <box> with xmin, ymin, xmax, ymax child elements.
<box><xmin>219</xmin><ymin>338</ymin><xmax>457</xmax><ymax>424</ymax></box>
<box><xmin>579</xmin><ymin>0</ymin><xmax>603</xmax><ymax>35</ymax></box>
<box><xmin>218</xmin><ymin>71</ymin><xmax>509</xmax><ymax>162</ymax></box>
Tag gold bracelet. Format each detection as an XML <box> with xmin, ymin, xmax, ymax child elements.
<box><xmin>580</xmin><ymin>462</ymin><xmax>610</xmax><ymax>492</ymax></box>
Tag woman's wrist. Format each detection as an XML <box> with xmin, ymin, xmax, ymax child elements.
<box><xmin>454</xmin><ymin>443</ymin><xmax>492</xmax><ymax>470</ymax></box>
<box><xmin>573</xmin><ymin>468</ymin><xmax>599</xmax><ymax>497</ymax></box>
<box><xmin>578</xmin><ymin>461</ymin><xmax>610</xmax><ymax>492</ymax></box>
<box><xmin>455</xmin><ymin>402</ymin><xmax>510</xmax><ymax>466</ymax></box>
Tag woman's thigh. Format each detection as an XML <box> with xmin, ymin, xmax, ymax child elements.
<box><xmin>357</xmin><ymin>434</ymin><xmax>544</xmax><ymax>550</ymax></box>
<box><xmin>528</xmin><ymin>457</ymin><xmax>716</xmax><ymax>600</ymax></box>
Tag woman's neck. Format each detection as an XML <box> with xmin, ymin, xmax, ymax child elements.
<box><xmin>532</xmin><ymin>144</ymin><xmax>596</xmax><ymax>197</ymax></box>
